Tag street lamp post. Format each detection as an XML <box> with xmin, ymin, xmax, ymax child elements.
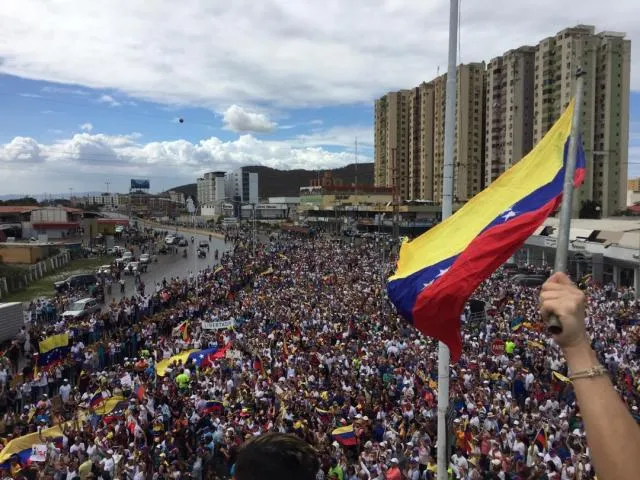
<box><xmin>252</xmin><ymin>203</ymin><xmax>257</xmax><ymax>256</ymax></box>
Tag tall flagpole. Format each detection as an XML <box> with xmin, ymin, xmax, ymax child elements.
<box><xmin>438</xmin><ymin>0</ymin><xmax>458</xmax><ymax>478</ymax></box>
<box><xmin>547</xmin><ymin>67</ymin><xmax>586</xmax><ymax>334</ymax></box>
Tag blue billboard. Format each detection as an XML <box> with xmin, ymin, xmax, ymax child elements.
<box><xmin>130</xmin><ymin>179</ymin><xmax>150</xmax><ymax>189</ymax></box>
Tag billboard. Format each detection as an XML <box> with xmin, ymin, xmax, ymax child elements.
<box><xmin>130</xmin><ymin>179</ymin><xmax>150</xmax><ymax>190</ymax></box>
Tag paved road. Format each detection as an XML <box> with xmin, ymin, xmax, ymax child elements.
<box><xmin>106</xmin><ymin>226</ymin><xmax>231</xmax><ymax>300</ymax></box>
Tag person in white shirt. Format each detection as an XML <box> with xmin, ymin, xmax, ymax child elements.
<box><xmin>59</xmin><ymin>379</ymin><xmax>71</xmax><ymax>403</ymax></box>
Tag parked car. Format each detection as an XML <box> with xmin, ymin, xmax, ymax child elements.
<box><xmin>122</xmin><ymin>251</ymin><xmax>134</xmax><ymax>262</ymax></box>
<box><xmin>198</xmin><ymin>241</ymin><xmax>209</xmax><ymax>250</ymax></box>
<box><xmin>139</xmin><ymin>253</ymin><xmax>151</xmax><ymax>265</ymax></box>
<box><xmin>124</xmin><ymin>261</ymin><xmax>146</xmax><ymax>275</ymax></box>
<box><xmin>165</xmin><ymin>235</ymin><xmax>176</xmax><ymax>245</ymax></box>
<box><xmin>178</xmin><ymin>238</ymin><xmax>188</xmax><ymax>247</ymax></box>
<box><xmin>96</xmin><ymin>265</ymin><xmax>112</xmax><ymax>275</ymax></box>
<box><xmin>54</xmin><ymin>274</ymin><xmax>99</xmax><ymax>293</ymax></box>
<box><xmin>61</xmin><ymin>298</ymin><xmax>101</xmax><ymax>320</ymax></box>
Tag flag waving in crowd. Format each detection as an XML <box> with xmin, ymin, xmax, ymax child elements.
<box><xmin>387</xmin><ymin>100</ymin><xmax>585</xmax><ymax>360</ymax></box>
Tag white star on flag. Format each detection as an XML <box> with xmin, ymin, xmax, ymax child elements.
<box><xmin>501</xmin><ymin>208</ymin><xmax>517</xmax><ymax>221</ymax></box>
<box><xmin>423</xmin><ymin>280</ymin><xmax>434</xmax><ymax>288</ymax></box>
<box><xmin>436</xmin><ymin>268</ymin><xmax>449</xmax><ymax>278</ymax></box>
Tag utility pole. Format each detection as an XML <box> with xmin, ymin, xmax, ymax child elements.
<box><xmin>355</xmin><ymin>137</ymin><xmax>358</xmax><ymax>222</ymax></box>
<box><xmin>105</xmin><ymin>181</ymin><xmax>110</xmax><ymax>194</ymax></box>
<box><xmin>437</xmin><ymin>1</ymin><xmax>459</xmax><ymax>478</ymax></box>
<box><xmin>391</xmin><ymin>148</ymin><xmax>400</xmax><ymax>242</ymax></box>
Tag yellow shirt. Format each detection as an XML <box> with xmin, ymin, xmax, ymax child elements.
<box><xmin>79</xmin><ymin>459</ymin><xmax>93</xmax><ymax>479</ymax></box>
<box><xmin>176</xmin><ymin>373</ymin><xmax>190</xmax><ymax>388</ymax></box>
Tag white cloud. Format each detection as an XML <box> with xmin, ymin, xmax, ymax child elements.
<box><xmin>296</xmin><ymin>125</ymin><xmax>373</xmax><ymax>150</ymax></box>
<box><xmin>222</xmin><ymin>105</ymin><xmax>276</xmax><ymax>133</ymax></box>
<box><xmin>0</xmin><ymin>129</ymin><xmax>370</xmax><ymax>193</ymax></box>
<box><xmin>1</xmin><ymin>1</ymin><xmax>638</xmax><ymax>110</ymax></box>
<box><xmin>79</xmin><ymin>122</ymin><xmax>93</xmax><ymax>132</ymax></box>
<box><xmin>19</xmin><ymin>93</ymin><xmax>41</xmax><ymax>98</ymax></box>
<box><xmin>98</xmin><ymin>94</ymin><xmax>121</xmax><ymax>107</ymax></box>
<box><xmin>41</xmin><ymin>86</ymin><xmax>90</xmax><ymax>96</ymax></box>
<box><xmin>0</xmin><ymin>137</ymin><xmax>45</xmax><ymax>164</ymax></box>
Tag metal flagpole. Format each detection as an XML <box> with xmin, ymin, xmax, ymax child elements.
<box><xmin>437</xmin><ymin>0</ymin><xmax>458</xmax><ymax>478</ymax></box>
<box><xmin>547</xmin><ymin>67</ymin><xmax>586</xmax><ymax>334</ymax></box>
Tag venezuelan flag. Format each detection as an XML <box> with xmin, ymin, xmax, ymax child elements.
<box><xmin>200</xmin><ymin>400</ymin><xmax>225</xmax><ymax>415</ymax></box>
<box><xmin>0</xmin><ymin>425</ymin><xmax>66</xmax><ymax>469</ymax></box>
<box><xmin>38</xmin><ymin>333</ymin><xmax>70</xmax><ymax>368</ymax></box>
<box><xmin>172</xmin><ymin>320</ymin><xmax>190</xmax><ymax>342</ymax></box>
<box><xmin>192</xmin><ymin>343</ymin><xmax>232</xmax><ymax>369</ymax></box>
<box><xmin>534</xmin><ymin>428</ymin><xmax>548</xmax><ymax>451</ymax></box>
<box><xmin>387</xmin><ymin>100</ymin><xmax>585</xmax><ymax>360</ymax></box>
<box><xmin>331</xmin><ymin>425</ymin><xmax>357</xmax><ymax>446</ymax></box>
<box><xmin>316</xmin><ymin>407</ymin><xmax>332</xmax><ymax>423</ymax></box>
<box><xmin>90</xmin><ymin>391</ymin><xmax>105</xmax><ymax>408</ymax></box>
<box><xmin>155</xmin><ymin>349</ymin><xmax>198</xmax><ymax>377</ymax></box>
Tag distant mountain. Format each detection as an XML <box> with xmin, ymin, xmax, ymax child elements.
<box><xmin>0</xmin><ymin>192</ymin><xmax>104</xmax><ymax>201</ymax></box>
<box><xmin>168</xmin><ymin>163</ymin><xmax>374</xmax><ymax>200</ymax></box>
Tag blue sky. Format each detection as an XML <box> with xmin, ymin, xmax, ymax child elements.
<box><xmin>0</xmin><ymin>1</ymin><xmax>639</xmax><ymax>194</ymax></box>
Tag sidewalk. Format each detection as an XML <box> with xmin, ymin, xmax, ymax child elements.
<box><xmin>143</xmin><ymin>221</ymin><xmax>225</xmax><ymax>239</ymax></box>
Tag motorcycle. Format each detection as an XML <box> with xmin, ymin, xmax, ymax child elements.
<box><xmin>191</xmin><ymin>236</ymin><xmax>195</xmax><ymax>244</ymax></box>
<box><xmin>197</xmin><ymin>249</ymin><xmax>206</xmax><ymax>258</ymax></box>
<box><xmin>208</xmin><ymin>234</ymin><xmax>212</xmax><ymax>241</ymax></box>
<box><xmin>214</xmin><ymin>249</ymin><xmax>219</xmax><ymax>260</ymax></box>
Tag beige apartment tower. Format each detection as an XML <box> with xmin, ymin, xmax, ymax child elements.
<box><xmin>408</xmin><ymin>82</ymin><xmax>436</xmax><ymax>201</ymax></box>
<box><xmin>374</xmin><ymin>24</ymin><xmax>630</xmax><ymax>216</ymax></box>
<box><xmin>374</xmin><ymin>90</ymin><xmax>411</xmax><ymax>200</ymax></box>
<box><xmin>533</xmin><ymin>25</ymin><xmax>631</xmax><ymax>217</ymax></box>
<box><xmin>485</xmin><ymin>47</ymin><xmax>535</xmax><ymax>184</ymax></box>
<box><xmin>432</xmin><ymin>63</ymin><xmax>486</xmax><ymax>203</ymax></box>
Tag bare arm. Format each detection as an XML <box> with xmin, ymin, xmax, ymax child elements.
<box><xmin>539</xmin><ymin>272</ymin><xmax>640</xmax><ymax>480</ymax></box>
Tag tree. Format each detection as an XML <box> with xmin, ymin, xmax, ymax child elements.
<box><xmin>0</xmin><ymin>197</ymin><xmax>39</xmax><ymax>206</ymax></box>
<box><xmin>579</xmin><ymin>200</ymin><xmax>601</xmax><ymax>219</ymax></box>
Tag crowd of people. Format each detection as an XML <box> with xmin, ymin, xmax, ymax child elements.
<box><xmin>0</xmin><ymin>227</ymin><xmax>638</xmax><ymax>479</ymax></box>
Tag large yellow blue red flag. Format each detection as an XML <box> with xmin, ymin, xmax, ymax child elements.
<box><xmin>387</xmin><ymin>100</ymin><xmax>585</xmax><ymax>361</ymax></box>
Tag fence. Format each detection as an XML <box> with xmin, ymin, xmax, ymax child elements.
<box><xmin>0</xmin><ymin>250</ymin><xmax>71</xmax><ymax>299</ymax></box>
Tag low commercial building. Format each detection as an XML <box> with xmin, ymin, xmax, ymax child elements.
<box><xmin>520</xmin><ymin>217</ymin><xmax>640</xmax><ymax>291</ymax></box>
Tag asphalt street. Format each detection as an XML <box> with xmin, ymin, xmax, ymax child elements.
<box><xmin>106</xmin><ymin>226</ymin><xmax>231</xmax><ymax>300</ymax></box>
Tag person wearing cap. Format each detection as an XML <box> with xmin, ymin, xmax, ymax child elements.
<box><xmin>59</xmin><ymin>378</ymin><xmax>71</xmax><ymax>403</ymax></box>
<box><xmin>385</xmin><ymin>458</ymin><xmax>401</xmax><ymax>480</ymax></box>
<box><xmin>539</xmin><ymin>272</ymin><xmax>640</xmax><ymax>480</ymax></box>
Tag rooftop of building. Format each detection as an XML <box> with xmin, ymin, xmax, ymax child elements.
<box><xmin>537</xmin><ymin>217</ymin><xmax>640</xmax><ymax>250</ymax></box>
<box><xmin>0</xmin><ymin>205</ymin><xmax>84</xmax><ymax>214</ymax></box>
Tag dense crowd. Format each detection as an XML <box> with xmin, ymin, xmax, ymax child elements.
<box><xmin>0</xmin><ymin>229</ymin><xmax>638</xmax><ymax>480</ymax></box>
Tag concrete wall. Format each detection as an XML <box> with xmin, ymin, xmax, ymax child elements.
<box><xmin>0</xmin><ymin>250</ymin><xmax>71</xmax><ymax>299</ymax></box>
<box><xmin>0</xmin><ymin>244</ymin><xmax>53</xmax><ymax>264</ymax></box>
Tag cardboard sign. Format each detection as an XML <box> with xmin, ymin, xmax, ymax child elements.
<box><xmin>30</xmin><ymin>444</ymin><xmax>47</xmax><ymax>462</ymax></box>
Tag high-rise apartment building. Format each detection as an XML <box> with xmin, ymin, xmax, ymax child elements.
<box><xmin>374</xmin><ymin>24</ymin><xmax>630</xmax><ymax>216</ymax></box>
<box><xmin>533</xmin><ymin>25</ymin><xmax>630</xmax><ymax>217</ymax></box>
<box><xmin>408</xmin><ymin>82</ymin><xmax>435</xmax><ymax>200</ymax></box>
<box><xmin>432</xmin><ymin>63</ymin><xmax>487</xmax><ymax>203</ymax></box>
<box><xmin>375</xmin><ymin>64</ymin><xmax>485</xmax><ymax>203</ymax></box>
<box><xmin>374</xmin><ymin>90</ymin><xmax>411</xmax><ymax>200</ymax></box>
<box><xmin>485</xmin><ymin>47</ymin><xmax>536</xmax><ymax>184</ymax></box>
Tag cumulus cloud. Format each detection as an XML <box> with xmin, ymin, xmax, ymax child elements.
<box><xmin>79</xmin><ymin>122</ymin><xmax>93</xmax><ymax>132</ymax></box>
<box><xmin>0</xmin><ymin>137</ymin><xmax>45</xmax><ymax>164</ymax></box>
<box><xmin>0</xmin><ymin>128</ymin><xmax>369</xmax><ymax>193</ymax></box>
<box><xmin>1</xmin><ymin>1</ymin><xmax>637</xmax><ymax>110</ymax></box>
<box><xmin>222</xmin><ymin>105</ymin><xmax>276</xmax><ymax>133</ymax></box>
<box><xmin>98</xmin><ymin>94</ymin><xmax>121</xmax><ymax>107</ymax></box>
